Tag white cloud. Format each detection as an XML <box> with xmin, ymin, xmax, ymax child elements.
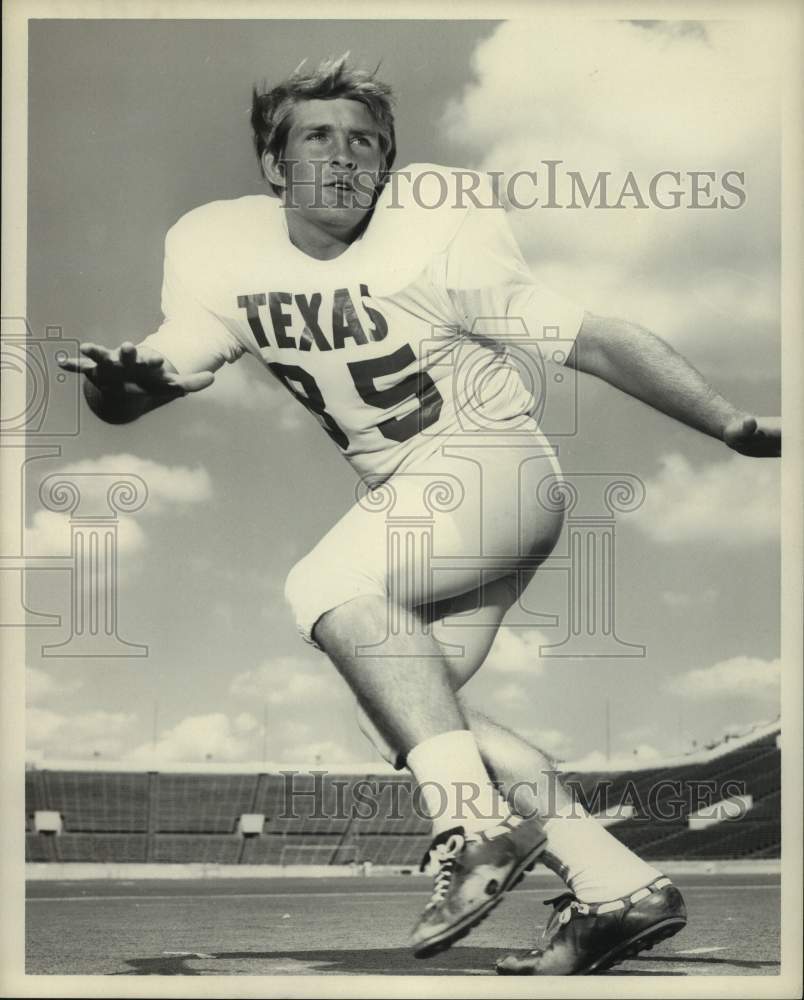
<box><xmin>484</xmin><ymin>628</ymin><xmax>551</xmax><ymax>675</ymax></box>
<box><xmin>660</xmin><ymin>587</ymin><xmax>719</xmax><ymax>608</ymax></box>
<box><xmin>25</xmin><ymin>508</ymin><xmax>145</xmax><ymax>558</ymax></box>
<box><xmin>129</xmin><ymin>712</ymin><xmax>251</xmax><ymax>763</ymax></box>
<box><xmin>620</xmin><ymin>724</ymin><xmax>660</xmax><ymax>746</ymax></box>
<box><xmin>26</xmin><ymin>707</ymin><xmax>63</xmax><ymax>745</ymax></box>
<box><xmin>53</xmin><ymin>453</ymin><xmax>212</xmax><ymax>511</ymax></box>
<box><xmin>230</xmin><ymin>656</ymin><xmax>345</xmax><ymax>706</ymax></box>
<box><xmin>446</xmin><ymin>21</ymin><xmax>778</xmax><ymax>165</ymax></box>
<box><xmin>26</xmin><ymin>706</ymin><xmax>136</xmax><ymax>758</ymax></box>
<box><xmin>230</xmin><ymin>660</ymin><xmax>357</xmax><ymax>763</ymax></box>
<box><xmin>443</xmin><ymin>20</ymin><xmax>780</xmax><ymax>378</ymax></box>
<box><xmin>275</xmin><ymin>720</ymin><xmax>314</xmax><ymax>743</ymax></box>
<box><xmin>234</xmin><ymin>712</ymin><xmax>259</xmax><ymax>733</ymax></box>
<box><xmin>25</xmin><ymin>665</ymin><xmax>83</xmax><ymax>705</ymax></box>
<box><xmin>664</xmin><ymin>655</ymin><xmax>781</xmax><ymax>701</ymax></box>
<box><xmin>633</xmin><ymin>453</ymin><xmax>779</xmax><ymax>545</ymax></box>
<box><xmin>520</xmin><ymin>726</ymin><xmax>573</xmax><ymax>759</ymax></box>
<box><xmin>25</xmin><ymin>454</ymin><xmax>212</xmax><ymax>561</ymax></box>
<box><xmin>278</xmin><ymin>739</ymin><xmax>357</xmax><ymax>764</ymax></box>
<box><xmin>565</xmin><ymin>743</ymin><xmax>664</xmax><ymax>772</ymax></box>
<box><xmin>204</xmin><ymin>355</ymin><xmax>301</xmax><ymax>429</ymax></box>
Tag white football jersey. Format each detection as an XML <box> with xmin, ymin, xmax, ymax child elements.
<box><xmin>142</xmin><ymin>164</ymin><xmax>585</xmax><ymax>481</ymax></box>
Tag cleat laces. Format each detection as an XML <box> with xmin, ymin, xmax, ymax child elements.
<box><xmin>539</xmin><ymin>892</ymin><xmax>584</xmax><ymax>943</ymax></box>
<box><xmin>424</xmin><ymin>833</ymin><xmax>465</xmax><ymax>907</ymax></box>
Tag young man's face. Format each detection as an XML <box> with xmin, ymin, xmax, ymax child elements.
<box><xmin>266</xmin><ymin>98</ymin><xmax>385</xmax><ymax>238</ymax></box>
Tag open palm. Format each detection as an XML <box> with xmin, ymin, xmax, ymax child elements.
<box><xmin>57</xmin><ymin>341</ymin><xmax>214</xmax><ymax>396</ymax></box>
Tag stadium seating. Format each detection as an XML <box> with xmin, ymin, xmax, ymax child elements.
<box><xmin>25</xmin><ymin>832</ymin><xmax>55</xmax><ymax>863</ymax></box>
<box><xmin>635</xmin><ymin>819</ymin><xmax>781</xmax><ymax>860</ymax></box>
<box><xmin>55</xmin><ymin>834</ymin><xmax>148</xmax><ymax>863</ymax></box>
<box><xmin>155</xmin><ymin>774</ymin><xmax>258</xmax><ymax>833</ymax></box>
<box><xmin>25</xmin><ymin>771</ymin><xmax>48</xmax><ymax>830</ymax></box>
<box><xmin>152</xmin><ymin>834</ymin><xmax>242</xmax><ymax>864</ymax></box>
<box><xmin>40</xmin><ymin>771</ymin><xmax>149</xmax><ymax>832</ymax></box>
<box><xmin>240</xmin><ymin>836</ymin><xmax>287</xmax><ymax>865</ymax></box>
<box><xmin>24</xmin><ymin>726</ymin><xmax>781</xmax><ymax>865</ymax></box>
<box><xmin>256</xmin><ymin>772</ymin><xmax>365</xmax><ymax>834</ymax></box>
<box><xmin>356</xmin><ymin>834</ymin><xmax>430</xmax><ymax>867</ymax></box>
<box><xmin>750</xmin><ymin>788</ymin><xmax>781</xmax><ymax>818</ymax></box>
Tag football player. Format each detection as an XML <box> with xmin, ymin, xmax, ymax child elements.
<box><xmin>59</xmin><ymin>56</ymin><xmax>780</xmax><ymax>973</ymax></box>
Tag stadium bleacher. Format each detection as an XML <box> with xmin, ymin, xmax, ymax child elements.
<box><xmin>55</xmin><ymin>833</ymin><xmax>148</xmax><ymax>863</ymax></box>
<box><xmin>155</xmin><ymin>774</ymin><xmax>258</xmax><ymax>833</ymax></box>
<box><xmin>240</xmin><ymin>836</ymin><xmax>289</xmax><ymax>865</ymax></box>
<box><xmin>42</xmin><ymin>771</ymin><xmax>149</xmax><ymax>832</ymax></box>
<box><xmin>25</xmin><ymin>832</ymin><xmax>54</xmax><ymax>863</ymax></box>
<box><xmin>24</xmin><ymin>771</ymin><xmax>48</xmax><ymax>831</ymax></box>
<box><xmin>151</xmin><ymin>834</ymin><xmax>242</xmax><ymax>864</ymax></box>
<box><xmin>25</xmin><ymin>724</ymin><xmax>781</xmax><ymax>866</ymax></box>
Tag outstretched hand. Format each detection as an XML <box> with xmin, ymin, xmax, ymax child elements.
<box><xmin>57</xmin><ymin>341</ymin><xmax>215</xmax><ymax>397</ymax></box>
<box><xmin>723</xmin><ymin>415</ymin><xmax>781</xmax><ymax>458</ymax></box>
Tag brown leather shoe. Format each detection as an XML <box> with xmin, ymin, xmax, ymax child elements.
<box><xmin>410</xmin><ymin>816</ymin><xmax>547</xmax><ymax>959</ymax></box>
<box><xmin>496</xmin><ymin>876</ymin><xmax>687</xmax><ymax>975</ymax></box>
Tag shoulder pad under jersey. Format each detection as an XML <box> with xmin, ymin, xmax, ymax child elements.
<box><xmin>164</xmin><ymin>195</ymin><xmax>281</xmax><ymax>282</ymax></box>
<box><xmin>367</xmin><ymin>164</ymin><xmax>497</xmax><ymax>293</ymax></box>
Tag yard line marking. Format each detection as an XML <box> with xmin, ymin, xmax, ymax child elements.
<box><xmin>26</xmin><ymin>883</ymin><xmax>779</xmax><ymax>903</ymax></box>
<box><xmin>675</xmin><ymin>946</ymin><xmax>728</xmax><ymax>955</ymax></box>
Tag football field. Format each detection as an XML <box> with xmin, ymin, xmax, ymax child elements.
<box><xmin>26</xmin><ymin>870</ymin><xmax>780</xmax><ymax>977</ymax></box>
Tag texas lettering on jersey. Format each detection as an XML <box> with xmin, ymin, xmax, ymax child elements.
<box><xmin>237</xmin><ymin>285</ymin><xmax>388</xmax><ymax>351</ymax></box>
<box><xmin>141</xmin><ymin>164</ymin><xmax>586</xmax><ymax>480</ymax></box>
<box><xmin>236</xmin><ymin>283</ymin><xmax>443</xmax><ymax>453</ymax></box>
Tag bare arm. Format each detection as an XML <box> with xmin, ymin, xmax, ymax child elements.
<box><xmin>59</xmin><ymin>342</ymin><xmax>215</xmax><ymax>424</ymax></box>
<box><xmin>566</xmin><ymin>313</ymin><xmax>781</xmax><ymax>457</ymax></box>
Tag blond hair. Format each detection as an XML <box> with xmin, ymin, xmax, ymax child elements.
<box><xmin>251</xmin><ymin>54</ymin><xmax>396</xmax><ymax>193</ymax></box>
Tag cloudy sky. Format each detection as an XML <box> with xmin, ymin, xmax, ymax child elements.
<box><xmin>21</xmin><ymin>17</ymin><xmax>782</xmax><ymax>768</ymax></box>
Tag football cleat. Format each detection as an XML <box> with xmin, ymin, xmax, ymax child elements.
<box><xmin>410</xmin><ymin>815</ymin><xmax>547</xmax><ymax>959</ymax></box>
<box><xmin>496</xmin><ymin>876</ymin><xmax>687</xmax><ymax>975</ymax></box>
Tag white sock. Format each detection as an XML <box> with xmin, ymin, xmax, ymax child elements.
<box><xmin>542</xmin><ymin>802</ymin><xmax>663</xmax><ymax>903</ymax></box>
<box><xmin>407</xmin><ymin>730</ymin><xmax>511</xmax><ymax>836</ymax></box>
